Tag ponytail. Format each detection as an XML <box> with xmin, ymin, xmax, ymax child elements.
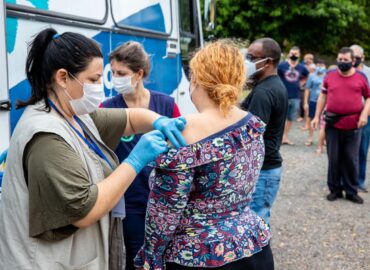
<box><xmin>17</xmin><ymin>28</ymin><xmax>57</xmax><ymax>110</ymax></box>
<box><xmin>211</xmin><ymin>84</ymin><xmax>239</xmax><ymax>115</ymax></box>
<box><xmin>17</xmin><ymin>27</ymin><xmax>102</xmax><ymax>110</ymax></box>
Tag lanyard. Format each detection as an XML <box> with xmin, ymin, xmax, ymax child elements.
<box><xmin>48</xmin><ymin>99</ymin><xmax>113</xmax><ymax>170</ymax></box>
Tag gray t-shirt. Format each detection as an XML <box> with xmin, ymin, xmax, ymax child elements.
<box><xmin>23</xmin><ymin>109</ymin><xmax>127</xmax><ymax>241</ymax></box>
<box><xmin>362</xmin><ymin>64</ymin><xmax>370</xmax><ymax>84</ymax></box>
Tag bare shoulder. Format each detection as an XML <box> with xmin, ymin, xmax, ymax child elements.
<box><xmin>182</xmin><ymin>114</ymin><xmax>202</xmax><ymax>145</ymax></box>
<box><xmin>181</xmin><ymin>108</ymin><xmax>248</xmax><ymax>145</ymax></box>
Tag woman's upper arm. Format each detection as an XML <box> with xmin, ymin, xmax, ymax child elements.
<box><xmin>90</xmin><ymin>108</ymin><xmax>127</xmax><ymax>149</ymax></box>
<box><xmin>24</xmin><ymin>133</ymin><xmax>98</xmax><ymax>240</ymax></box>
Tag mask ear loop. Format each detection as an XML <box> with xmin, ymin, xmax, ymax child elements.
<box><xmin>68</xmin><ymin>72</ymin><xmax>84</xmax><ymax>86</ymax></box>
<box><xmin>67</xmin><ymin>72</ymin><xmax>86</xmax><ymax>103</ymax></box>
<box><xmin>254</xmin><ymin>57</ymin><xmax>272</xmax><ymax>73</ymax></box>
<box><xmin>65</xmin><ymin>73</ymin><xmax>88</xmax><ymax>116</ymax></box>
<box><xmin>63</xmin><ymin>87</ymin><xmax>74</xmax><ymax>100</ymax></box>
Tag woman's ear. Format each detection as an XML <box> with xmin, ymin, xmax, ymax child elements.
<box><xmin>55</xmin><ymin>69</ymin><xmax>69</xmax><ymax>89</ymax></box>
<box><xmin>137</xmin><ymin>69</ymin><xmax>144</xmax><ymax>80</ymax></box>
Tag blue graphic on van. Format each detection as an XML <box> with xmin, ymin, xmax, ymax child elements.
<box><xmin>113</xmin><ymin>3</ymin><xmax>181</xmax><ymax>95</ymax></box>
<box><xmin>6</xmin><ymin>17</ymin><xmax>17</xmax><ymax>54</ymax></box>
<box><xmin>6</xmin><ymin>0</ymin><xmax>50</xmax><ymax>53</ymax></box>
<box><xmin>27</xmin><ymin>0</ymin><xmax>49</xmax><ymax>10</ymax></box>
<box><xmin>28</xmin><ymin>0</ymin><xmax>49</xmax><ymax>10</ymax></box>
<box><xmin>5</xmin><ymin>0</ymin><xmax>17</xmax><ymax>53</ymax></box>
<box><xmin>121</xmin><ymin>3</ymin><xmax>166</xmax><ymax>33</ymax></box>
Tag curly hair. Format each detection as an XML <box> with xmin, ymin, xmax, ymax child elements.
<box><xmin>190</xmin><ymin>40</ymin><xmax>246</xmax><ymax>115</ymax></box>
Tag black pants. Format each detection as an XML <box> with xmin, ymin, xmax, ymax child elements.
<box><xmin>123</xmin><ymin>213</ymin><xmax>146</xmax><ymax>270</ymax></box>
<box><xmin>325</xmin><ymin>126</ymin><xmax>362</xmax><ymax>195</ymax></box>
<box><xmin>299</xmin><ymin>89</ymin><xmax>305</xmax><ymax>118</ymax></box>
<box><xmin>166</xmin><ymin>244</ymin><xmax>274</xmax><ymax>270</ymax></box>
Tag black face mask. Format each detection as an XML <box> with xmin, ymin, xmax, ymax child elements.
<box><xmin>337</xmin><ymin>61</ymin><xmax>353</xmax><ymax>72</ymax></box>
<box><xmin>354</xmin><ymin>57</ymin><xmax>362</xmax><ymax>68</ymax></box>
<box><xmin>289</xmin><ymin>55</ymin><xmax>299</xmax><ymax>61</ymax></box>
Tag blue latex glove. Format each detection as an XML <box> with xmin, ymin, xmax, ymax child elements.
<box><xmin>0</xmin><ymin>149</ymin><xmax>7</xmax><ymax>164</ymax></box>
<box><xmin>153</xmin><ymin>116</ymin><xmax>187</xmax><ymax>148</ymax></box>
<box><xmin>124</xmin><ymin>130</ymin><xmax>168</xmax><ymax>173</ymax></box>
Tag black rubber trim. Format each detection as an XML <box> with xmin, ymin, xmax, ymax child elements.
<box><xmin>6</xmin><ymin>9</ymin><xmax>178</xmax><ymax>41</ymax></box>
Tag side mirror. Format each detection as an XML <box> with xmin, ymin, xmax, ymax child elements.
<box><xmin>204</xmin><ymin>0</ymin><xmax>216</xmax><ymax>31</ymax></box>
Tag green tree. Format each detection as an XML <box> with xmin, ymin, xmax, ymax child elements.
<box><xmin>209</xmin><ymin>0</ymin><xmax>370</xmax><ymax>55</ymax></box>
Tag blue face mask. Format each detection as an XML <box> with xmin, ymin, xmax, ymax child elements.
<box><xmin>316</xmin><ymin>67</ymin><xmax>326</xmax><ymax>74</ymax></box>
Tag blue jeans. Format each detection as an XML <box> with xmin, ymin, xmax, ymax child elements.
<box><xmin>251</xmin><ymin>167</ymin><xmax>282</xmax><ymax>225</ymax></box>
<box><xmin>287</xmin><ymin>99</ymin><xmax>300</xmax><ymax>121</ymax></box>
<box><xmin>359</xmin><ymin>117</ymin><xmax>370</xmax><ymax>188</ymax></box>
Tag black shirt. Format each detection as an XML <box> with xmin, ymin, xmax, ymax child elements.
<box><xmin>241</xmin><ymin>75</ymin><xmax>288</xmax><ymax>170</ymax></box>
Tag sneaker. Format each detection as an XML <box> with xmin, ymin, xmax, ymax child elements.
<box><xmin>326</xmin><ymin>192</ymin><xmax>343</xmax><ymax>201</ymax></box>
<box><xmin>345</xmin><ymin>194</ymin><xmax>364</xmax><ymax>204</ymax></box>
<box><xmin>358</xmin><ymin>186</ymin><xmax>368</xmax><ymax>193</ymax></box>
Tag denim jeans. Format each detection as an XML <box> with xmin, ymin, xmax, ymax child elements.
<box><xmin>359</xmin><ymin>117</ymin><xmax>370</xmax><ymax>188</ymax></box>
<box><xmin>286</xmin><ymin>99</ymin><xmax>300</xmax><ymax>121</ymax></box>
<box><xmin>251</xmin><ymin>167</ymin><xmax>282</xmax><ymax>225</ymax></box>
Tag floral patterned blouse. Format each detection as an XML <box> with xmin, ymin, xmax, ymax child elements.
<box><xmin>134</xmin><ymin>113</ymin><xmax>271</xmax><ymax>269</ymax></box>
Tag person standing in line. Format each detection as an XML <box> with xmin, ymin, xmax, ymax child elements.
<box><xmin>241</xmin><ymin>38</ymin><xmax>288</xmax><ymax>225</ymax></box>
<box><xmin>304</xmin><ymin>60</ymin><xmax>326</xmax><ymax>147</ymax></box>
<box><xmin>312</xmin><ymin>47</ymin><xmax>370</xmax><ymax>204</ymax></box>
<box><xmin>100</xmin><ymin>41</ymin><xmax>181</xmax><ymax>270</ymax></box>
<box><xmin>300</xmin><ymin>62</ymin><xmax>317</xmax><ymax>131</ymax></box>
<box><xmin>278</xmin><ymin>46</ymin><xmax>309</xmax><ymax>145</ymax></box>
<box><xmin>299</xmin><ymin>53</ymin><xmax>315</xmax><ymax>129</ymax></box>
<box><xmin>350</xmin><ymin>44</ymin><xmax>370</xmax><ymax>193</ymax></box>
<box><xmin>303</xmin><ymin>53</ymin><xmax>315</xmax><ymax>72</ymax></box>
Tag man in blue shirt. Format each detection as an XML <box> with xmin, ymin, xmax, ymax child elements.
<box><xmin>278</xmin><ymin>46</ymin><xmax>309</xmax><ymax>145</ymax></box>
<box><xmin>351</xmin><ymin>44</ymin><xmax>370</xmax><ymax>193</ymax></box>
<box><xmin>304</xmin><ymin>60</ymin><xmax>326</xmax><ymax>147</ymax></box>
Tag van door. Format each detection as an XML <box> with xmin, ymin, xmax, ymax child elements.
<box><xmin>175</xmin><ymin>0</ymin><xmax>202</xmax><ymax>115</ymax></box>
<box><xmin>0</xmin><ymin>1</ymin><xmax>10</xmax><ymax>152</ymax></box>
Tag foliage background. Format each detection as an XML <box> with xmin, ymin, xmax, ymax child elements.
<box><xmin>202</xmin><ymin>0</ymin><xmax>370</xmax><ymax>62</ymax></box>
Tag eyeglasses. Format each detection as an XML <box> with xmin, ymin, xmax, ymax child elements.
<box><xmin>246</xmin><ymin>53</ymin><xmax>266</xmax><ymax>62</ymax></box>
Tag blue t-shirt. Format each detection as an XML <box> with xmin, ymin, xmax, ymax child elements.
<box><xmin>278</xmin><ymin>61</ymin><xmax>309</xmax><ymax>99</ymax></box>
<box><xmin>101</xmin><ymin>90</ymin><xmax>176</xmax><ymax>214</ymax></box>
<box><xmin>306</xmin><ymin>72</ymin><xmax>325</xmax><ymax>102</ymax></box>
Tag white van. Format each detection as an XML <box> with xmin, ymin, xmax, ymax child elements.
<box><xmin>0</xmin><ymin>0</ymin><xmax>209</xmax><ymax>148</ymax></box>
<box><xmin>0</xmin><ymin>0</ymin><xmax>220</xmax><ymax>194</ymax></box>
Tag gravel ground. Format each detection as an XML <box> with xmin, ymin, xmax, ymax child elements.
<box><xmin>271</xmin><ymin>122</ymin><xmax>370</xmax><ymax>270</ymax></box>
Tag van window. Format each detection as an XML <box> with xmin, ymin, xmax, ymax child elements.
<box><xmin>111</xmin><ymin>0</ymin><xmax>172</xmax><ymax>35</ymax></box>
<box><xmin>6</xmin><ymin>0</ymin><xmax>107</xmax><ymax>22</ymax></box>
<box><xmin>179</xmin><ymin>0</ymin><xmax>201</xmax><ymax>79</ymax></box>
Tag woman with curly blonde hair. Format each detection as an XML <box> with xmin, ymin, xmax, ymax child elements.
<box><xmin>134</xmin><ymin>40</ymin><xmax>274</xmax><ymax>270</ymax></box>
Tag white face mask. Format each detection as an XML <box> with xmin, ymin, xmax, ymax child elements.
<box><xmin>112</xmin><ymin>75</ymin><xmax>136</xmax><ymax>95</ymax></box>
<box><xmin>64</xmin><ymin>74</ymin><xmax>104</xmax><ymax>115</ymax></box>
<box><xmin>245</xmin><ymin>58</ymin><xmax>269</xmax><ymax>79</ymax></box>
